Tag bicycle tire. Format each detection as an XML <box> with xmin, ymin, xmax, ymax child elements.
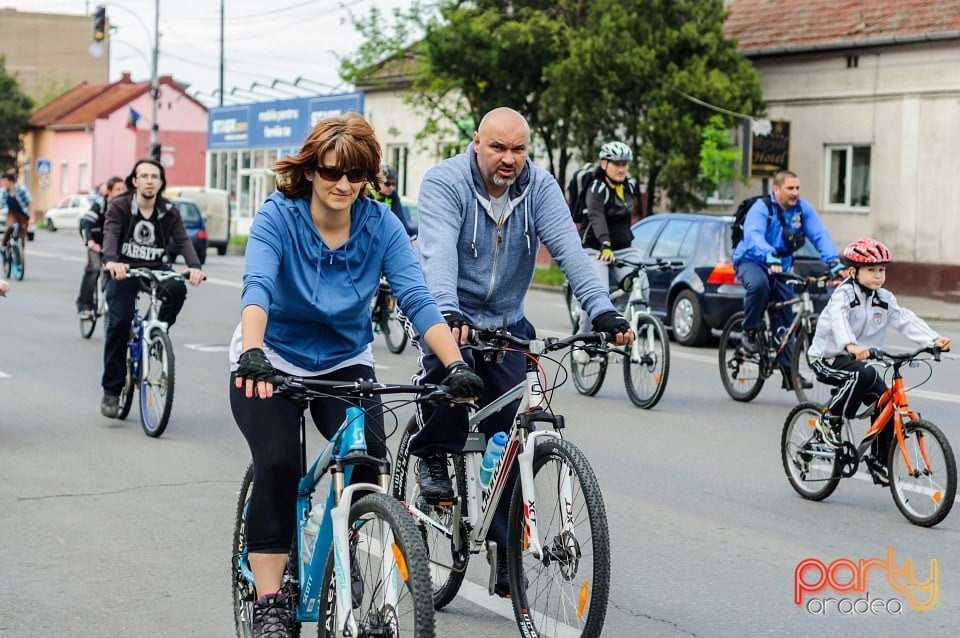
<box><xmin>382</xmin><ymin>290</ymin><xmax>408</xmax><ymax>354</ymax></box>
<box><xmin>564</xmin><ymin>283</ymin><xmax>582</xmax><ymax>332</ymax></box>
<box><xmin>117</xmin><ymin>350</ymin><xmax>136</xmax><ymax>420</ymax></box>
<box><xmin>506</xmin><ymin>438</ymin><xmax>610</xmax><ymax>638</ymax></box>
<box><xmin>392</xmin><ymin>421</ymin><xmax>468</xmax><ymax>610</ymax></box>
<box><xmin>11</xmin><ymin>242</ymin><xmax>23</xmax><ymax>281</ymax></box>
<box><xmin>781</xmin><ymin>402</ymin><xmax>842</xmax><ymax>501</ymax></box>
<box><xmin>889</xmin><ymin>419</ymin><xmax>957</xmax><ymax>527</ymax></box>
<box><xmin>1</xmin><ymin>247</ymin><xmax>10</xmax><ymax>278</ymax></box>
<box><xmin>79</xmin><ymin>313</ymin><xmax>97</xmax><ymax>339</ymax></box>
<box><xmin>317</xmin><ymin>492</ymin><xmax>436</xmax><ymax>638</ymax></box>
<box><xmin>232</xmin><ymin>464</ymin><xmax>302</xmax><ymax>638</ymax></box>
<box><xmin>718</xmin><ymin>312</ymin><xmax>765</xmax><ymax>402</ymax></box>
<box><xmin>622</xmin><ymin>313</ymin><xmax>670</xmax><ymax>409</ymax></box>
<box><xmin>790</xmin><ymin>324</ymin><xmax>831</xmax><ymax>405</ymax></box>
<box><xmin>140</xmin><ymin>328</ymin><xmax>175</xmax><ymax>437</ymax></box>
<box><xmin>570</xmin><ymin>349</ymin><xmax>607</xmax><ymax>396</ymax></box>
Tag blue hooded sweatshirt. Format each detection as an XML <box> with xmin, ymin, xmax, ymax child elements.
<box><xmin>732</xmin><ymin>193</ymin><xmax>838</xmax><ymax>270</ymax></box>
<box><xmin>416</xmin><ymin>145</ymin><xmax>615</xmax><ymax>328</ymax></box>
<box><xmin>241</xmin><ymin>191</ymin><xmax>443</xmax><ymax>371</ymax></box>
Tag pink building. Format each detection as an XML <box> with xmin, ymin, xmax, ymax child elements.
<box><xmin>23</xmin><ymin>72</ymin><xmax>208</xmax><ymax>214</ymax></box>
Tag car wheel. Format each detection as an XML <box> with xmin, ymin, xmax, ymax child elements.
<box><xmin>45</xmin><ymin>220</ymin><xmax>57</xmax><ymax>232</ymax></box>
<box><xmin>670</xmin><ymin>289</ymin><xmax>710</xmax><ymax>346</ymax></box>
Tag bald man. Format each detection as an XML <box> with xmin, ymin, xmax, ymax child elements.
<box><xmin>408</xmin><ymin>106</ymin><xmax>632</xmax><ymax>597</ymax></box>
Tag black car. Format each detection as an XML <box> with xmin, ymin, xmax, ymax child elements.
<box><xmin>166</xmin><ymin>197</ymin><xmax>207</xmax><ymax>265</ymax></box>
<box><xmin>565</xmin><ymin>212</ymin><xmax>834</xmax><ymax>346</ymax></box>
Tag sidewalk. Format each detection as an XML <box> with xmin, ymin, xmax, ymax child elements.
<box><xmin>894</xmin><ymin>295</ymin><xmax>960</xmax><ymax>323</ymax></box>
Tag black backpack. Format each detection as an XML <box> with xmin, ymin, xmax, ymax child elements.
<box><xmin>566</xmin><ymin>164</ymin><xmax>600</xmax><ymax>224</ymax></box>
<box><xmin>730</xmin><ymin>194</ymin><xmax>774</xmax><ymax>250</ymax></box>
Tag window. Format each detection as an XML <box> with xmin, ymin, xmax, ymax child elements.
<box><xmin>78</xmin><ymin>163</ymin><xmax>89</xmax><ymax>192</ymax></box>
<box><xmin>630</xmin><ymin>217</ymin><xmax>666</xmax><ymax>255</ymax></box>
<box><xmin>650</xmin><ymin>220</ymin><xmax>695</xmax><ymax>258</ymax></box>
<box><xmin>825</xmin><ymin>144</ymin><xmax>871</xmax><ymax>208</ymax></box>
<box><xmin>60</xmin><ymin>162</ymin><xmax>69</xmax><ymax>194</ymax></box>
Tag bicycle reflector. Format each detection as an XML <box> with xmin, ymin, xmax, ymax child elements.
<box><xmin>706</xmin><ymin>262</ymin><xmax>737</xmax><ymax>285</ymax></box>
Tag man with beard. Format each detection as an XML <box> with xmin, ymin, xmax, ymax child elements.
<box><xmin>99</xmin><ymin>158</ymin><xmax>204</xmax><ymax>418</ymax></box>
<box><xmin>408</xmin><ymin>106</ymin><xmax>633</xmax><ymax>598</ymax></box>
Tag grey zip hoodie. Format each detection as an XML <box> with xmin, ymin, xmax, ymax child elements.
<box><xmin>416</xmin><ymin>145</ymin><xmax>615</xmax><ymax>328</ymax></box>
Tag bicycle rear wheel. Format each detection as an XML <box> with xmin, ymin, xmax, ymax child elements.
<box><xmin>79</xmin><ymin>283</ymin><xmax>98</xmax><ymax>338</ymax></box>
<box><xmin>570</xmin><ymin>349</ymin><xmax>607</xmax><ymax>396</ymax></box>
<box><xmin>318</xmin><ymin>492</ymin><xmax>435</xmax><ymax>638</ymax></box>
<box><xmin>140</xmin><ymin>328</ymin><xmax>175</xmax><ymax>437</ymax></box>
<box><xmin>790</xmin><ymin>325</ymin><xmax>831</xmax><ymax>405</ymax></box>
<box><xmin>1</xmin><ymin>247</ymin><xmax>10</xmax><ymax>278</ymax></box>
<box><xmin>564</xmin><ymin>282</ymin><xmax>582</xmax><ymax>331</ymax></box>
<box><xmin>232</xmin><ymin>463</ymin><xmax>301</xmax><ymax>638</ymax></box>
<box><xmin>781</xmin><ymin>402</ymin><xmax>841</xmax><ymax>501</ymax></box>
<box><xmin>718</xmin><ymin>312</ymin><xmax>765</xmax><ymax>402</ymax></box>
<box><xmin>381</xmin><ymin>290</ymin><xmax>408</xmax><ymax>354</ymax></box>
<box><xmin>506</xmin><ymin>438</ymin><xmax>610</xmax><ymax>638</ymax></box>
<box><xmin>392</xmin><ymin>421</ymin><xmax>468</xmax><ymax>609</ymax></box>
<box><xmin>117</xmin><ymin>350</ymin><xmax>136</xmax><ymax>420</ymax></box>
<box><xmin>10</xmin><ymin>242</ymin><xmax>23</xmax><ymax>280</ymax></box>
<box><xmin>623</xmin><ymin>313</ymin><xmax>669</xmax><ymax>409</ymax></box>
<box><xmin>889</xmin><ymin>420</ymin><xmax>957</xmax><ymax>527</ymax></box>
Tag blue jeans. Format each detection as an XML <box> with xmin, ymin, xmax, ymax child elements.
<box><xmin>735</xmin><ymin>260</ymin><xmax>795</xmax><ymax>371</ymax></box>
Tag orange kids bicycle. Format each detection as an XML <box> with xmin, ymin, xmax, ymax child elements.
<box><xmin>781</xmin><ymin>345</ymin><xmax>957</xmax><ymax>527</ymax></box>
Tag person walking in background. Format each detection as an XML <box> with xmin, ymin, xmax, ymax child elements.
<box><xmin>733</xmin><ymin>169</ymin><xmax>843</xmax><ymax>390</ymax></box>
<box><xmin>409</xmin><ymin>106</ymin><xmax>633</xmax><ymax>598</ymax></box>
<box><xmin>228</xmin><ymin>112</ymin><xmax>481</xmax><ymax>638</ymax></box>
<box><xmin>99</xmin><ymin>159</ymin><xmax>204</xmax><ymax>418</ymax></box>
<box><xmin>76</xmin><ymin>176</ymin><xmax>126</xmax><ymax>316</ymax></box>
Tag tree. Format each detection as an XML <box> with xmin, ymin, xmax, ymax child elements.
<box><xmin>343</xmin><ymin>0</ymin><xmax>763</xmax><ymax>212</ymax></box>
<box><xmin>0</xmin><ymin>56</ymin><xmax>34</xmax><ymax>172</ymax></box>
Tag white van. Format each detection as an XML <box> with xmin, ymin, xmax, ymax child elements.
<box><xmin>164</xmin><ymin>186</ymin><xmax>231</xmax><ymax>255</ymax></box>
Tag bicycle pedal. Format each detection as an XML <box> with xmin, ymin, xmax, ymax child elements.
<box><xmin>421</xmin><ymin>495</ymin><xmax>457</xmax><ymax>507</ymax></box>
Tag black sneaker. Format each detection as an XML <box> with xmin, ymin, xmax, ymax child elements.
<box><xmin>100</xmin><ymin>393</ymin><xmax>119</xmax><ymax>419</ymax></box>
<box><xmin>349</xmin><ymin>530</ymin><xmax>364</xmax><ymax>609</ymax></box>
<box><xmin>817</xmin><ymin>414</ymin><xmax>843</xmax><ymax>447</ymax></box>
<box><xmin>864</xmin><ymin>455</ymin><xmax>890</xmax><ymax>486</ymax></box>
<box><xmin>781</xmin><ymin>373</ymin><xmax>814</xmax><ymax>391</ymax></box>
<box><xmin>418</xmin><ymin>454</ymin><xmax>453</xmax><ymax>500</ymax></box>
<box><xmin>493</xmin><ymin>547</ymin><xmax>527</xmax><ymax>599</ymax></box>
<box><xmin>252</xmin><ymin>591</ymin><xmax>292</xmax><ymax>638</ymax></box>
<box><xmin>741</xmin><ymin>330</ymin><xmax>759</xmax><ymax>354</ymax></box>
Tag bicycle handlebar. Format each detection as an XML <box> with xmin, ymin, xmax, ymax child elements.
<box><xmin>468</xmin><ymin>326</ymin><xmax>616</xmax><ymax>353</ymax></box>
<box><xmin>868</xmin><ymin>345</ymin><xmax>948</xmax><ymax>364</ymax></box>
<box><xmin>269</xmin><ymin>374</ymin><xmax>455</xmax><ymax>406</ymax></box>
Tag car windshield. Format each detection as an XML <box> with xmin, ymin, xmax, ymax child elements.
<box><xmin>173</xmin><ymin>200</ymin><xmax>202</xmax><ymax>224</ymax></box>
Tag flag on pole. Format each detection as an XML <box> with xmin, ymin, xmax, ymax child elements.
<box><xmin>127</xmin><ymin>106</ymin><xmax>141</xmax><ymax>131</ymax></box>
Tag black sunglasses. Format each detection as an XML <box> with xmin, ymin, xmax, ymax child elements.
<box><xmin>315</xmin><ymin>165</ymin><xmax>367</xmax><ymax>183</ymax></box>
<box><xmin>384</xmin><ymin>181</ymin><xmax>396</xmax><ymax>187</ymax></box>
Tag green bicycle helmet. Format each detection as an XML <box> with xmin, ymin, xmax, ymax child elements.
<box><xmin>599</xmin><ymin>141</ymin><xmax>633</xmax><ymax>162</ymax></box>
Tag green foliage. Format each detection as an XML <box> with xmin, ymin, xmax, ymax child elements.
<box><xmin>0</xmin><ymin>56</ymin><xmax>34</xmax><ymax>172</ymax></box>
<box><xmin>700</xmin><ymin>114</ymin><xmax>745</xmax><ymax>196</ymax></box>
<box><xmin>532</xmin><ymin>263</ymin><xmax>565</xmax><ymax>287</ymax></box>
<box><xmin>342</xmin><ymin>0</ymin><xmax>763</xmax><ymax>212</ymax></box>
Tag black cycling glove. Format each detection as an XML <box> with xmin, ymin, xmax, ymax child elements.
<box><xmin>441</xmin><ymin>310</ymin><xmax>470</xmax><ymax>331</ymax></box>
<box><xmin>236</xmin><ymin>347</ymin><xmax>276</xmax><ymax>382</ymax></box>
<box><xmin>592</xmin><ymin>310</ymin><xmax>631</xmax><ymax>337</ymax></box>
<box><xmin>441</xmin><ymin>362</ymin><xmax>484</xmax><ymax>399</ymax></box>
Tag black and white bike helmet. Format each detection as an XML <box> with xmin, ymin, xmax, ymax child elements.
<box><xmin>599</xmin><ymin>141</ymin><xmax>633</xmax><ymax>162</ymax></box>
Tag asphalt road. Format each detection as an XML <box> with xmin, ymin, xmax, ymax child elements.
<box><xmin>2</xmin><ymin>231</ymin><xmax>959</xmax><ymax>637</ymax></box>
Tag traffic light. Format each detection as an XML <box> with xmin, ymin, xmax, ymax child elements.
<box><xmin>93</xmin><ymin>6</ymin><xmax>106</xmax><ymax>42</ymax></box>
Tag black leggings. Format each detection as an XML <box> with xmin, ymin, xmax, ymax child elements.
<box><xmin>230</xmin><ymin>364</ymin><xmax>385</xmax><ymax>554</ymax></box>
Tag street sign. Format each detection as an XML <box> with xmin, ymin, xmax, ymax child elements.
<box><xmin>36</xmin><ymin>159</ymin><xmax>51</xmax><ymax>175</ymax></box>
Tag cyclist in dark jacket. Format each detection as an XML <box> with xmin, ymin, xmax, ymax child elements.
<box><xmin>76</xmin><ymin>176</ymin><xmax>125</xmax><ymax>315</ymax></box>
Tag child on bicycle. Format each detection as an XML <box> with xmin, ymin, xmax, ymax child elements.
<box><xmin>807</xmin><ymin>238</ymin><xmax>951</xmax><ymax>481</ymax></box>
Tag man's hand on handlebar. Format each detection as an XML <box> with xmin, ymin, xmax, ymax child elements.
<box><xmin>440</xmin><ymin>361</ymin><xmax>483</xmax><ymax>405</ymax></box>
<box><xmin>592</xmin><ymin>310</ymin><xmax>635</xmax><ymax>347</ymax></box>
<box><xmin>442</xmin><ymin>310</ymin><xmax>471</xmax><ymax>345</ymax></box>
<box><xmin>183</xmin><ymin>267</ymin><xmax>204</xmax><ymax>286</ymax></box>
<box><xmin>105</xmin><ymin>261</ymin><xmax>129</xmax><ymax>280</ymax></box>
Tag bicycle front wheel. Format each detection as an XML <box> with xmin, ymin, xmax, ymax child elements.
<box><xmin>718</xmin><ymin>312</ymin><xmax>765</xmax><ymax>402</ymax></box>
<box><xmin>79</xmin><ymin>311</ymin><xmax>97</xmax><ymax>339</ymax></box>
<box><xmin>10</xmin><ymin>242</ymin><xmax>23</xmax><ymax>280</ymax></box>
<box><xmin>623</xmin><ymin>313</ymin><xmax>670</xmax><ymax>409</ymax></box>
<box><xmin>790</xmin><ymin>325</ymin><xmax>831</xmax><ymax>405</ymax></box>
<box><xmin>117</xmin><ymin>350</ymin><xmax>136</xmax><ymax>420</ymax></box>
<box><xmin>392</xmin><ymin>421</ymin><xmax>468</xmax><ymax>609</ymax></box>
<box><xmin>889</xmin><ymin>420</ymin><xmax>957</xmax><ymax>527</ymax></box>
<box><xmin>781</xmin><ymin>402</ymin><xmax>841</xmax><ymax>501</ymax></box>
<box><xmin>506</xmin><ymin>438</ymin><xmax>610</xmax><ymax>638</ymax></box>
<box><xmin>382</xmin><ymin>291</ymin><xmax>408</xmax><ymax>354</ymax></box>
<box><xmin>232</xmin><ymin>463</ymin><xmax>301</xmax><ymax>638</ymax></box>
<box><xmin>140</xmin><ymin>329</ymin><xmax>175</xmax><ymax>437</ymax></box>
<box><xmin>1</xmin><ymin>247</ymin><xmax>10</xmax><ymax>278</ymax></box>
<box><xmin>570</xmin><ymin>349</ymin><xmax>607</xmax><ymax>396</ymax></box>
<box><xmin>318</xmin><ymin>492</ymin><xmax>435</xmax><ymax>638</ymax></box>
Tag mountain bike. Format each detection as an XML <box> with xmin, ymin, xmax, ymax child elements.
<box><xmin>718</xmin><ymin>271</ymin><xmax>833</xmax><ymax>404</ymax></box>
<box><xmin>781</xmin><ymin>345</ymin><xmax>957</xmax><ymax>527</ymax></box>
<box><xmin>79</xmin><ymin>263</ymin><xmax>107</xmax><ymax>339</ymax></box>
<box><xmin>114</xmin><ymin>268</ymin><xmax>185</xmax><ymax>438</ymax></box>
<box><xmin>231</xmin><ymin>375</ymin><xmax>444</xmax><ymax>637</ymax></box>
<box><xmin>1</xmin><ymin>219</ymin><xmax>26</xmax><ymax>281</ymax></box>
<box><xmin>371</xmin><ymin>278</ymin><xmax>407</xmax><ymax>354</ymax></box>
<box><xmin>568</xmin><ymin>258</ymin><xmax>670</xmax><ymax>409</ymax></box>
<box><xmin>392</xmin><ymin>327</ymin><xmax>611</xmax><ymax>638</ymax></box>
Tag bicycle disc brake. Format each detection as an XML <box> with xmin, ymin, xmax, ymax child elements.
<box><xmin>837</xmin><ymin>442</ymin><xmax>859</xmax><ymax>478</ymax></box>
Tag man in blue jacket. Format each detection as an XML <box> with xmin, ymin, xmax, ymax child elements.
<box><xmin>409</xmin><ymin>106</ymin><xmax>633</xmax><ymax>597</ymax></box>
<box><xmin>733</xmin><ymin>170</ymin><xmax>842</xmax><ymax>389</ymax></box>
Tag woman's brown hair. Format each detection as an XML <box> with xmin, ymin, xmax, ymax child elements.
<box><xmin>274</xmin><ymin>112</ymin><xmax>382</xmax><ymax>199</ymax></box>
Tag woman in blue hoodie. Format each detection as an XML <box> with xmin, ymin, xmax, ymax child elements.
<box><xmin>229</xmin><ymin>112</ymin><xmax>482</xmax><ymax>637</ymax></box>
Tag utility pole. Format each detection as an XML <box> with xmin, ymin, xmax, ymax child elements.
<box><xmin>219</xmin><ymin>0</ymin><xmax>224</xmax><ymax>106</ymax></box>
<box><xmin>149</xmin><ymin>0</ymin><xmax>161</xmax><ymax>161</ymax></box>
